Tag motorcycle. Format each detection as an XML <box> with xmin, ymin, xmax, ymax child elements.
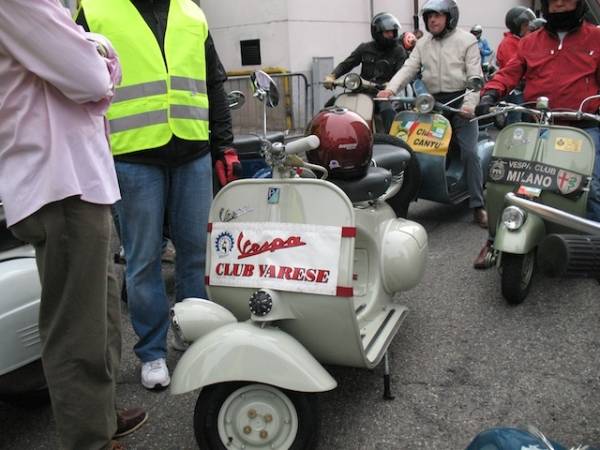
<box><xmin>478</xmin><ymin>95</ymin><xmax>599</xmax><ymax>304</ymax></box>
<box><xmin>321</xmin><ymin>73</ymin><xmax>421</xmax><ymax>218</ymax></box>
<box><xmin>381</xmin><ymin>77</ymin><xmax>495</xmax><ymax>207</ymax></box>
<box><xmin>466</xmin><ymin>425</ymin><xmax>599</xmax><ymax>450</ymax></box>
<box><xmin>0</xmin><ymin>201</ymin><xmax>44</xmax><ymax>404</ymax></box>
<box><xmin>169</xmin><ymin>70</ymin><xmax>428</xmax><ymax>449</ymax></box>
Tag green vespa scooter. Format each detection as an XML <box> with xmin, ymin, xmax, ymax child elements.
<box><xmin>480</xmin><ymin>95</ymin><xmax>599</xmax><ymax>304</ymax></box>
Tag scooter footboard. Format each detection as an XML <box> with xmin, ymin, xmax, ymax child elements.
<box><xmin>171</xmin><ymin>322</ymin><xmax>337</xmax><ymax>395</ymax></box>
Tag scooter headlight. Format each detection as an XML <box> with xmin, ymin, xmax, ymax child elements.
<box><xmin>415</xmin><ymin>93</ymin><xmax>435</xmax><ymax>114</ymax></box>
<box><xmin>502</xmin><ymin>206</ymin><xmax>527</xmax><ymax>231</ymax></box>
<box><xmin>344</xmin><ymin>73</ymin><xmax>362</xmax><ymax>90</ymax></box>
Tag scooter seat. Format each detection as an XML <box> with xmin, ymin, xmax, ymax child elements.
<box><xmin>371</xmin><ymin>143</ymin><xmax>411</xmax><ymax>176</ymax></box>
<box><xmin>328</xmin><ymin>166</ymin><xmax>392</xmax><ymax>203</ymax></box>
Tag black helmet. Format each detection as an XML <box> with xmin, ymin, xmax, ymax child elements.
<box><xmin>541</xmin><ymin>0</ymin><xmax>587</xmax><ymax>32</ymax></box>
<box><xmin>421</xmin><ymin>0</ymin><xmax>459</xmax><ymax>33</ymax></box>
<box><xmin>528</xmin><ymin>17</ymin><xmax>547</xmax><ymax>32</ymax></box>
<box><xmin>505</xmin><ymin>6</ymin><xmax>536</xmax><ymax>36</ymax></box>
<box><xmin>371</xmin><ymin>12</ymin><xmax>401</xmax><ymax>48</ymax></box>
<box><xmin>470</xmin><ymin>24</ymin><xmax>483</xmax><ymax>39</ymax></box>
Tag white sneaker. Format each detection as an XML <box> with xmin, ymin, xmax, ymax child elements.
<box><xmin>141</xmin><ymin>358</ymin><xmax>170</xmax><ymax>390</ymax></box>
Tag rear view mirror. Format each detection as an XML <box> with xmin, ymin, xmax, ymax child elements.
<box><xmin>250</xmin><ymin>71</ymin><xmax>279</xmax><ymax>108</ymax></box>
<box><xmin>226</xmin><ymin>90</ymin><xmax>245</xmax><ymax>110</ymax></box>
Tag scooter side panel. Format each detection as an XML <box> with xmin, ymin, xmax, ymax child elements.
<box><xmin>170</xmin><ymin>322</ymin><xmax>337</xmax><ymax>395</ymax></box>
<box><xmin>494</xmin><ymin>214</ymin><xmax>546</xmax><ymax>254</ymax></box>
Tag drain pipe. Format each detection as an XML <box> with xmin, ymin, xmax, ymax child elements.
<box><xmin>413</xmin><ymin>0</ymin><xmax>420</xmax><ymax>30</ymax></box>
<box><xmin>370</xmin><ymin>0</ymin><xmax>374</xmax><ymax>19</ymax></box>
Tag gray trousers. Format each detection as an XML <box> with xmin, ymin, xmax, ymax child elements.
<box><xmin>450</xmin><ymin>113</ymin><xmax>485</xmax><ymax>209</ymax></box>
<box><xmin>10</xmin><ymin>197</ymin><xmax>120</xmax><ymax>450</ymax></box>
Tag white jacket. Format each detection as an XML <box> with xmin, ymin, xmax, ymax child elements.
<box><xmin>387</xmin><ymin>28</ymin><xmax>483</xmax><ymax>109</ymax></box>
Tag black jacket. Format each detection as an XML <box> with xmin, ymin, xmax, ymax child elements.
<box><xmin>331</xmin><ymin>41</ymin><xmax>407</xmax><ymax>85</ymax></box>
<box><xmin>76</xmin><ymin>0</ymin><xmax>233</xmax><ymax>167</ymax></box>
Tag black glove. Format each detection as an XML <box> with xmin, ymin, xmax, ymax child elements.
<box><xmin>475</xmin><ymin>90</ymin><xmax>500</xmax><ymax>117</ymax></box>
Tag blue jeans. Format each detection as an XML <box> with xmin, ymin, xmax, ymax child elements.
<box><xmin>451</xmin><ymin>113</ymin><xmax>485</xmax><ymax>209</ymax></box>
<box><xmin>585</xmin><ymin>127</ymin><xmax>600</xmax><ymax>222</ymax></box>
<box><xmin>114</xmin><ymin>154</ymin><xmax>212</xmax><ymax>362</ymax></box>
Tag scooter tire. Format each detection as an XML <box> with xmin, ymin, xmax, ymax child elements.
<box><xmin>373</xmin><ymin>133</ymin><xmax>421</xmax><ymax>218</ymax></box>
<box><xmin>500</xmin><ymin>251</ymin><xmax>536</xmax><ymax>305</ymax></box>
<box><xmin>193</xmin><ymin>381</ymin><xmax>319</xmax><ymax>450</ymax></box>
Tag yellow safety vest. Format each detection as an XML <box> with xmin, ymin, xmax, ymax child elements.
<box><xmin>82</xmin><ymin>0</ymin><xmax>210</xmax><ymax>155</ymax></box>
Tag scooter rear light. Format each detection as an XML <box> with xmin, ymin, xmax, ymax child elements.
<box><xmin>502</xmin><ymin>206</ymin><xmax>527</xmax><ymax>231</ymax></box>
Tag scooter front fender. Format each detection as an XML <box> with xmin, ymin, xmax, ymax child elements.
<box><xmin>494</xmin><ymin>214</ymin><xmax>546</xmax><ymax>254</ymax></box>
<box><xmin>171</xmin><ymin>322</ymin><xmax>337</xmax><ymax>395</ymax></box>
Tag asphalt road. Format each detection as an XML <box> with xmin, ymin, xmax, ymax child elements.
<box><xmin>2</xmin><ymin>199</ymin><xmax>599</xmax><ymax>450</ymax></box>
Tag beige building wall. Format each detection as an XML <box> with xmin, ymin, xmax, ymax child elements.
<box><xmin>199</xmin><ymin>0</ymin><xmax>535</xmax><ymax>73</ymax></box>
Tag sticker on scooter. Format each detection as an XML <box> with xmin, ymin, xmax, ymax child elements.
<box><xmin>219</xmin><ymin>206</ymin><xmax>254</xmax><ymax>222</ymax></box>
<box><xmin>511</xmin><ymin>127</ymin><xmax>528</xmax><ymax>144</ymax></box>
<box><xmin>488</xmin><ymin>157</ymin><xmax>587</xmax><ymax>196</ymax></box>
<box><xmin>555</xmin><ymin>137</ymin><xmax>583</xmax><ymax>153</ymax></box>
<box><xmin>215</xmin><ymin>231</ymin><xmax>235</xmax><ymax>258</ymax></box>
<box><xmin>557</xmin><ymin>169</ymin><xmax>584</xmax><ymax>195</ymax></box>
<box><xmin>267</xmin><ymin>187</ymin><xmax>280</xmax><ymax>204</ymax></box>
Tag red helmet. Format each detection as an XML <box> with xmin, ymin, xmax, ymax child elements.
<box><xmin>306</xmin><ymin>108</ymin><xmax>373</xmax><ymax>180</ymax></box>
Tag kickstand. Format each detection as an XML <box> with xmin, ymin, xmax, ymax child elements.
<box><xmin>383</xmin><ymin>351</ymin><xmax>395</xmax><ymax>400</ymax></box>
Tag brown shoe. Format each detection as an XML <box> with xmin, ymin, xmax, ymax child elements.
<box><xmin>109</xmin><ymin>441</ymin><xmax>126</xmax><ymax>450</ymax></box>
<box><xmin>114</xmin><ymin>407</ymin><xmax>148</xmax><ymax>438</ymax></box>
<box><xmin>474</xmin><ymin>240</ymin><xmax>495</xmax><ymax>270</ymax></box>
<box><xmin>473</xmin><ymin>207</ymin><xmax>488</xmax><ymax>228</ymax></box>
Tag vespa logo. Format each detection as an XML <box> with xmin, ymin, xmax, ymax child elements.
<box><xmin>237</xmin><ymin>232</ymin><xmax>307</xmax><ymax>260</ymax></box>
<box><xmin>489</xmin><ymin>159</ymin><xmax>507</xmax><ymax>182</ymax></box>
<box><xmin>215</xmin><ymin>231</ymin><xmax>235</xmax><ymax>258</ymax></box>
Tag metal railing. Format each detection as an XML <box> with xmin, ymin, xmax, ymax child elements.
<box><xmin>224</xmin><ymin>72</ymin><xmax>311</xmax><ymax>138</ymax></box>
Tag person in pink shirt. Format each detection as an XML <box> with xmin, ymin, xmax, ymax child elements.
<box><xmin>0</xmin><ymin>1</ymin><xmax>145</xmax><ymax>449</ymax></box>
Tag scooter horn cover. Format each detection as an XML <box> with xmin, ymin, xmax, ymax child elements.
<box><xmin>306</xmin><ymin>108</ymin><xmax>373</xmax><ymax>180</ymax></box>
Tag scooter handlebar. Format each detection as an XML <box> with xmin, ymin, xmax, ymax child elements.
<box><xmin>285</xmin><ymin>135</ymin><xmax>320</xmax><ymax>155</ymax></box>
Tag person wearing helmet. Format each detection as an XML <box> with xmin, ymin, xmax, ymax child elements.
<box><xmin>473</xmin><ymin>0</ymin><xmax>600</xmax><ymax>269</ymax></box>
<box><xmin>322</xmin><ymin>12</ymin><xmax>407</xmax><ymax>132</ymax></box>
<box><xmin>470</xmin><ymin>24</ymin><xmax>493</xmax><ymax>65</ymax></box>
<box><xmin>378</xmin><ymin>0</ymin><xmax>488</xmax><ymax>229</ymax></box>
<box><xmin>494</xmin><ymin>7</ymin><xmax>536</xmax><ymax>125</ymax></box>
<box><xmin>496</xmin><ymin>7</ymin><xmax>536</xmax><ymax>69</ymax></box>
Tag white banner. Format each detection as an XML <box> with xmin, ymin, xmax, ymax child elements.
<box><xmin>209</xmin><ymin>222</ymin><xmax>343</xmax><ymax>296</ymax></box>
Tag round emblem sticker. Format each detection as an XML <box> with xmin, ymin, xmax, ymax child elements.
<box><xmin>512</xmin><ymin>128</ymin><xmax>525</xmax><ymax>141</ymax></box>
<box><xmin>215</xmin><ymin>231</ymin><xmax>234</xmax><ymax>257</ymax></box>
<box><xmin>488</xmin><ymin>159</ymin><xmax>506</xmax><ymax>182</ymax></box>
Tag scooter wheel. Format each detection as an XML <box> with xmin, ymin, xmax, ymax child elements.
<box><xmin>500</xmin><ymin>251</ymin><xmax>536</xmax><ymax>305</ymax></box>
<box><xmin>193</xmin><ymin>382</ymin><xmax>319</xmax><ymax>450</ymax></box>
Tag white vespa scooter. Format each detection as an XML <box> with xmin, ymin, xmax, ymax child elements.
<box><xmin>170</xmin><ymin>71</ymin><xmax>428</xmax><ymax>450</ymax></box>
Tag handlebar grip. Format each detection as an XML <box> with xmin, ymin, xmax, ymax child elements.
<box><xmin>285</xmin><ymin>135</ymin><xmax>320</xmax><ymax>155</ymax></box>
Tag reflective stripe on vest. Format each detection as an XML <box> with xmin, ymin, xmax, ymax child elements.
<box><xmin>82</xmin><ymin>0</ymin><xmax>210</xmax><ymax>155</ymax></box>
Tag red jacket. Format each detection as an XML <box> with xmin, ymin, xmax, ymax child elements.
<box><xmin>496</xmin><ymin>32</ymin><xmax>520</xmax><ymax>69</ymax></box>
<box><xmin>484</xmin><ymin>22</ymin><xmax>600</xmax><ymax>113</ymax></box>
